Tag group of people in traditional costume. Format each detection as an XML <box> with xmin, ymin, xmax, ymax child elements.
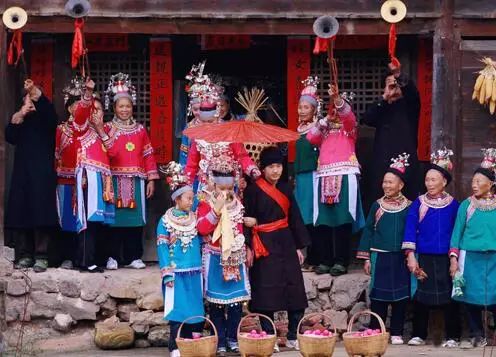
<box><xmin>7</xmin><ymin>55</ymin><xmax>496</xmax><ymax>355</ymax></box>
<box><xmin>7</xmin><ymin>74</ymin><xmax>158</xmax><ymax>272</ymax></box>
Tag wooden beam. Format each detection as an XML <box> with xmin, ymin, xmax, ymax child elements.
<box><xmin>431</xmin><ymin>0</ymin><xmax>463</xmax><ymax>197</ymax></box>
<box><xmin>454</xmin><ymin>19</ymin><xmax>496</xmax><ymax>37</ymax></box>
<box><xmin>20</xmin><ymin>17</ymin><xmax>436</xmax><ymax>35</ymax></box>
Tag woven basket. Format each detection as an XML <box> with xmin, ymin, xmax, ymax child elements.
<box><xmin>342</xmin><ymin>310</ymin><xmax>389</xmax><ymax>357</ymax></box>
<box><xmin>176</xmin><ymin>316</ymin><xmax>218</xmax><ymax>357</ymax></box>
<box><xmin>297</xmin><ymin>312</ymin><xmax>337</xmax><ymax>357</ymax></box>
<box><xmin>238</xmin><ymin>313</ymin><xmax>277</xmax><ymax>357</ymax></box>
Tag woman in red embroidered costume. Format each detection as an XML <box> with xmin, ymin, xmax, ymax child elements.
<box><xmin>55</xmin><ymin>77</ymin><xmax>114</xmax><ymax>272</ymax></box>
<box><xmin>93</xmin><ymin>73</ymin><xmax>159</xmax><ymax>270</ymax></box>
<box><xmin>184</xmin><ymin>75</ymin><xmax>260</xmax><ymax>193</ymax></box>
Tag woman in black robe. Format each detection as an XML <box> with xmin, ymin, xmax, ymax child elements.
<box><xmin>243</xmin><ymin>146</ymin><xmax>310</xmax><ymax>351</ymax></box>
<box><xmin>5</xmin><ymin>80</ymin><xmax>58</xmax><ymax>272</ymax></box>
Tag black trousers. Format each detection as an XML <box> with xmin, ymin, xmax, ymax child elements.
<box><xmin>370</xmin><ymin>299</ymin><xmax>408</xmax><ymax>336</ymax></box>
<box><xmin>58</xmin><ymin>231</ymin><xmax>78</xmax><ymax>263</ymax></box>
<box><xmin>252</xmin><ymin>309</ymin><xmax>304</xmax><ymax>341</ymax></box>
<box><xmin>464</xmin><ymin>303</ymin><xmax>496</xmax><ymax>338</ymax></box>
<box><xmin>412</xmin><ymin>300</ymin><xmax>461</xmax><ymax>340</ymax></box>
<box><xmin>209</xmin><ymin>303</ymin><xmax>243</xmax><ymax>348</ymax></box>
<box><xmin>168</xmin><ymin>320</ymin><xmax>204</xmax><ymax>351</ymax></box>
<box><xmin>309</xmin><ymin>224</ymin><xmax>351</xmax><ymax>267</ymax></box>
<box><xmin>15</xmin><ymin>228</ymin><xmax>52</xmax><ymax>260</ymax></box>
<box><xmin>103</xmin><ymin>226</ymin><xmax>144</xmax><ymax>265</ymax></box>
<box><xmin>75</xmin><ymin>222</ymin><xmax>102</xmax><ymax>268</ymax></box>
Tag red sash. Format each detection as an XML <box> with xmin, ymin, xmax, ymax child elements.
<box><xmin>252</xmin><ymin>179</ymin><xmax>290</xmax><ymax>258</ymax></box>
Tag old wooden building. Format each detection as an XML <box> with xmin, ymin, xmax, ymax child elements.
<box><xmin>1</xmin><ymin>1</ymin><xmax>495</xmax><ymax>260</ymax></box>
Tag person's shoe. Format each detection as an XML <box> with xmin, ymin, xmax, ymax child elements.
<box><xmin>473</xmin><ymin>336</ymin><xmax>487</xmax><ymax>348</ymax></box>
<box><xmin>170</xmin><ymin>349</ymin><xmax>181</xmax><ymax>357</ymax></box>
<box><xmin>125</xmin><ymin>259</ymin><xmax>146</xmax><ymax>269</ymax></box>
<box><xmin>441</xmin><ymin>339</ymin><xmax>458</xmax><ymax>348</ymax></box>
<box><xmin>408</xmin><ymin>337</ymin><xmax>426</xmax><ymax>346</ymax></box>
<box><xmin>301</xmin><ymin>263</ymin><xmax>315</xmax><ymax>272</ymax></box>
<box><xmin>227</xmin><ymin>340</ymin><xmax>239</xmax><ymax>353</ymax></box>
<box><xmin>285</xmin><ymin>339</ymin><xmax>300</xmax><ymax>350</ymax></box>
<box><xmin>273</xmin><ymin>343</ymin><xmax>280</xmax><ymax>353</ymax></box>
<box><xmin>15</xmin><ymin>257</ymin><xmax>33</xmax><ymax>269</ymax></box>
<box><xmin>391</xmin><ymin>336</ymin><xmax>404</xmax><ymax>345</ymax></box>
<box><xmin>60</xmin><ymin>260</ymin><xmax>73</xmax><ymax>270</ymax></box>
<box><xmin>329</xmin><ymin>263</ymin><xmax>347</xmax><ymax>276</ymax></box>
<box><xmin>216</xmin><ymin>346</ymin><xmax>227</xmax><ymax>355</ymax></box>
<box><xmin>106</xmin><ymin>257</ymin><xmax>118</xmax><ymax>270</ymax></box>
<box><xmin>460</xmin><ymin>338</ymin><xmax>474</xmax><ymax>349</ymax></box>
<box><xmin>315</xmin><ymin>264</ymin><xmax>330</xmax><ymax>275</ymax></box>
<box><xmin>33</xmin><ymin>259</ymin><xmax>48</xmax><ymax>273</ymax></box>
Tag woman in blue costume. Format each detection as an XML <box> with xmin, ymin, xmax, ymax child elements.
<box><xmin>449</xmin><ymin>148</ymin><xmax>496</xmax><ymax>349</ymax></box>
<box><xmin>157</xmin><ymin>162</ymin><xmax>205</xmax><ymax>357</ymax></box>
<box><xmin>402</xmin><ymin>148</ymin><xmax>461</xmax><ymax>347</ymax></box>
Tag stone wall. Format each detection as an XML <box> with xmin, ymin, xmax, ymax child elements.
<box><xmin>2</xmin><ymin>264</ymin><xmax>399</xmax><ymax>351</ymax></box>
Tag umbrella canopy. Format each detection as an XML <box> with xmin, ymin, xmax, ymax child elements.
<box><xmin>183</xmin><ymin>120</ymin><xmax>299</xmax><ymax>143</ymax></box>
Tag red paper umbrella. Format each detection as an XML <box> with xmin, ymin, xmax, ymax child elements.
<box><xmin>183</xmin><ymin>121</ymin><xmax>299</xmax><ymax>143</ymax></box>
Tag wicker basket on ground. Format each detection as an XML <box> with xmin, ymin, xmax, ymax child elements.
<box><xmin>297</xmin><ymin>312</ymin><xmax>337</xmax><ymax>357</ymax></box>
<box><xmin>342</xmin><ymin>310</ymin><xmax>389</xmax><ymax>357</ymax></box>
<box><xmin>176</xmin><ymin>316</ymin><xmax>218</xmax><ymax>357</ymax></box>
<box><xmin>238</xmin><ymin>313</ymin><xmax>277</xmax><ymax>357</ymax></box>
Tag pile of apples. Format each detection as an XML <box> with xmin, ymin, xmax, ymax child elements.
<box><xmin>182</xmin><ymin>332</ymin><xmax>203</xmax><ymax>341</ymax></box>
<box><xmin>351</xmin><ymin>329</ymin><xmax>382</xmax><ymax>337</ymax></box>
<box><xmin>244</xmin><ymin>330</ymin><xmax>273</xmax><ymax>339</ymax></box>
<box><xmin>303</xmin><ymin>329</ymin><xmax>333</xmax><ymax>338</ymax></box>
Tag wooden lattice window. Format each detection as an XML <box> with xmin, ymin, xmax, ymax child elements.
<box><xmin>312</xmin><ymin>50</ymin><xmax>388</xmax><ymax>116</ymax></box>
<box><xmin>89</xmin><ymin>53</ymin><xmax>150</xmax><ymax>127</ymax></box>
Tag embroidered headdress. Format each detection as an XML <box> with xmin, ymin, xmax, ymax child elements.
<box><xmin>429</xmin><ymin>147</ymin><xmax>454</xmax><ymax>184</ymax></box>
<box><xmin>104</xmin><ymin>72</ymin><xmax>137</xmax><ymax>110</ymax></box>
<box><xmin>161</xmin><ymin>161</ymin><xmax>192</xmax><ymax>200</ymax></box>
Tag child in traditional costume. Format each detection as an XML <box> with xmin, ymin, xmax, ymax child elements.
<box><xmin>94</xmin><ymin>73</ymin><xmax>159</xmax><ymax>270</ymax></box>
<box><xmin>243</xmin><ymin>147</ymin><xmax>310</xmax><ymax>351</ymax></box>
<box><xmin>55</xmin><ymin>77</ymin><xmax>114</xmax><ymax>272</ymax></box>
<box><xmin>402</xmin><ymin>148</ymin><xmax>461</xmax><ymax>347</ymax></box>
<box><xmin>306</xmin><ymin>84</ymin><xmax>364</xmax><ymax>276</ymax></box>
<box><xmin>449</xmin><ymin>148</ymin><xmax>496</xmax><ymax>349</ymax></box>
<box><xmin>357</xmin><ymin>154</ymin><xmax>412</xmax><ymax>345</ymax></box>
<box><xmin>197</xmin><ymin>156</ymin><xmax>251</xmax><ymax>354</ymax></box>
<box><xmin>157</xmin><ymin>162</ymin><xmax>204</xmax><ymax>357</ymax></box>
<box><xmin>294</xmin><ymin>76</ymin><xmax>323</xmax><ymax>270</ymax></box>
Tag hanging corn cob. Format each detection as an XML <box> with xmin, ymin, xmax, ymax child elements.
<box><xmin>235</xmin><ymin>87</ymin><xmax>274</xmax><ymax>164</ymax></box>
<box><xmin>472</xmin><ymin>57</ymin><xmax>496</xmax><ymax>115</ymax></box>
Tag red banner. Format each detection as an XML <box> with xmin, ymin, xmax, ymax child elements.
<box><xmin>201</xmin><ymin>35</ymin><xmax>251</xmax><ymax>50</ymax></box>
<box><xmin>417</xmin><ymin>38</ymin><xmax>433</xmax><ymax>162</ymax></box>
<box><xmin>287</xmin><ymin>37</ymin><xmax>311</xmax><ymax>162</ymax></box>
<box><xmin>30</xmin><ymin>39</ymin><xmax>53</xmax><ymax>100</ymax></box>
<box><xmin>149</xmin><ymin>38</ymin><xmax>173</xmax><ymax>164</ymax></box>
<box><xmin>86</xmin><ymin>34</ymin><xmax>129</xmax><ymax>52</ymax></box>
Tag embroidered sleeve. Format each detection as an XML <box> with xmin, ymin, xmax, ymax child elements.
<box><xmin>306</xmin><ymin>124</ymin><xmax>323</xmax><ymax>147</ymax></box>
<box><xmin>156</xmin><ymin>217</ymin><xmax>173</xmax><ymax>277</ymax></box>
<box><xmin>184</xmin><ymin>141</ymin><xmax>200</xmax><ymax>185</ymax></box>
<box><xmin>449</xmin><ymin>199</ymin><xmax>469</xmax><ymax>256</ymax></box>
<box><xmin>179</xmin><ymin>135</ymin><xmax>191</xmax><ymax>166</ymax></box>
<box><xmin>196</xmin><ymin>200</ymin><xmax>219</xmax><ymax>236</ymax></box>
<box><xmin>402</xmin><ymin>199</ymin><xmax>420</xmax><ymax>251</ymax></box>
<box><xmin>141</xmin><ymin>128</ymin><xmax>159</xmax><ymax>180</ymax></box>
<box><xmin>231</xmin><ymin>143</ymin><xmax>258</xmax><ymax>178</ymax></box>
<box><xmin>72</xmin><ymin>99</ymin><xmax>93</xmax><ymax>134</ymax></box>
<box><xmin>340</xmin><ymin>103</ymin><xmax>357</xmax><ymax>135</ymax></box>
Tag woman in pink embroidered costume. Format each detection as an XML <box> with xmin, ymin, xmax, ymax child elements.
<box><xmin>93</xmin><ymin>73</ymin><xmax>159</xmax><ymax>270</ymax></box>
<box><xmin>306</xmin><ymin>85</ymin><xmax>365</xmax><ymax>276</ymax></box>
<box><xmin>196</xmin><ymin>156</ymin><xmax>251</xmax><ymax>354</ymax></box>
<box><xmin>184</xmin><ymin>77</ymin><xmax>260</xmax><ymax>193</ymax></box>
<box><xmin>55</xmin><ymin>77</ymin><xmax>114</xmax><ymax>272</ymax></box>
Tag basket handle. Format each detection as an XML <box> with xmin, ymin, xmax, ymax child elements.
<box><xmin>346</xmin><ymin>310</ymin><xmax>386</xmax><ymax>333</ymax></box>
<box><xmin>237</xmin><ymin>313</ymin><xmax>277</xmax><ymax>336</ymax></box>
<box><xmin>297</xmin><ymin>312</ymin><xmax>338</xmax><ymax>335</ymax></box>
<box><xmin>177</xmin><ymin>315</ymin><xmax>218</xmax><ymax>339</ymax></box>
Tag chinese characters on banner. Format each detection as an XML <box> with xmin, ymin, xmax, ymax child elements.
<box><xmin>201</xmin><ymin>35</ymin><xmax>251</xmax><ymax>51</ymax></box>
<box><xmin>30</xmin><ymin>39</ymin><xmax>53</xmax><ymax>100</ymax></box>
<box><xmin>287</xmin><ymin>37</ymin><xmax>311</xmax><ymax>162</ymax></box>
<box><xmin>86</xmin><ymin>34</ymin><xmax>129</xmax><ymax>52</ymax></box>
<box><xmin>149</xmin><ymin>38</ymin><xmax>173</xmax><ymax>164</ymax></box>
<box><xmin>417</xmin><ymin>38</ymin><xmax>433</xmax><ymax>162</ymax></box>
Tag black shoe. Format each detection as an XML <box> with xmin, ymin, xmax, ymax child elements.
<box><xmin>15</xmin><ymin>257</ymin><xmax>34</xmax><ymax>269</ymax></box>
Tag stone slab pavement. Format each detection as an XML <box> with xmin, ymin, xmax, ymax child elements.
<box><xmin>37</xmin><ymin>344</ymin><xmax>491</xmax><ymax>356</ymax></box>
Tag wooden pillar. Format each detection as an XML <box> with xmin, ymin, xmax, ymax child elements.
<box><xmin>0</xmin><ymin>29</ymin><xmax>8</xmax><ymax>248</ymax></box>
<box><xmin>431</xmin><ymin>0</ymin><xmax>462</xmax><ymax>196</ymax></box>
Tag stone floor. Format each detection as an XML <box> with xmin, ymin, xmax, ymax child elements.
<box><xmin>35</xmin><ymin>345</ymin><xmax>490</xmax><ymax>357</ymax></box>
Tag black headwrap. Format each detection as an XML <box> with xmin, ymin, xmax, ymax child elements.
<box><xmin>259</xmin><ymin>146</ymin><xmax>284</xmax><ymax>170</ymax></box>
